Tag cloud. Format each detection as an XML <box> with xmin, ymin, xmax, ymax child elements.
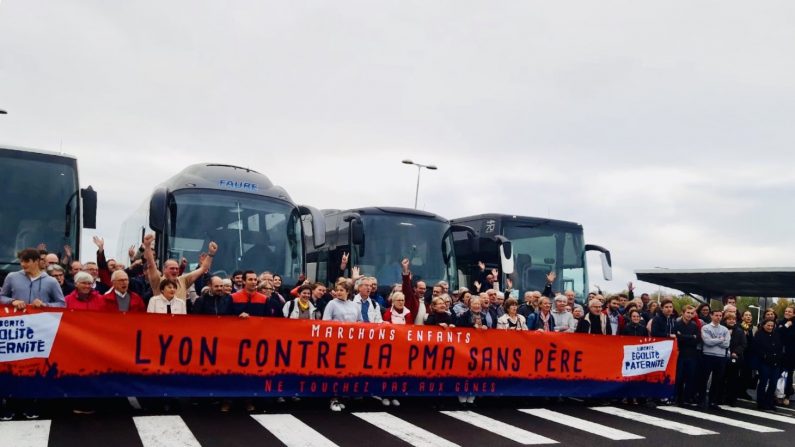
<box><xmin>1</xmin><ymin>1</ymin><xmax>794</xmax><ymax>295</ymax></box>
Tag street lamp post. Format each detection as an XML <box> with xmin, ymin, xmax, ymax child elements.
<box><xmin>402</xmin><ymin>159</ymin><xmax>437</xmax><ymax>209</ymax></box>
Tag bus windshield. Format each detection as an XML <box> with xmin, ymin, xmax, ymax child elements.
<box><xmin>166</xmin><ymin>190</ymin><xmax>303</xmax><ymax>283</ymax></box>
<box><xmin>503</xmin><ymin>222</ymin><xmax>587</xmax><ymax>303</ymax></box>
<box><xmin>356</xmin><ymin>215</ymin><xmax>456</xmax><ymax>289</ymax></box>
<box><xmin>0</xmin><ymin>151</ymin><xmax>78</xmax><ymax>270</ymax></box>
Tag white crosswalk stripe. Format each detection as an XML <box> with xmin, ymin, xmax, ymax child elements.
<box><xmin>519</xmin><ymin>408</ymin><xmax>644</xmax><ymax>440</ymax></box>
<box><xmin>440</xmin><ymin>410</ymin><xmax>558</xmax><ymax>445</ymax></box>
<box><xmin>132</xmin><ymin>415</ymin><xmax>202</xmax><ymax>447</ymax></box>
<box><xmin>718</xmin><ymin>405</ymin><xmax>795</xmax><ymax>425</ymax></box>
<box><xmin>251</xmin><ymin>414</ymin><xmax>339</xmax><ymax>447</ymax></box>
<box><xmin>353</xmin><ymin>411</ymin><xmax>461</xmax><ymax>447</ymax></box>
<box><xmin>0</xmin><ymin>420</ymin><xmax>51</xmax><ymax>447</ymax></box>
<box><xmin>656</xmin><ymin>406</ymin><xmax>783</xmax><ymax>433</ymax></box>
<box><xmin>590</xmin><ymin>406</ymin><xmax>718</xmax><ymax>436</ymax></box>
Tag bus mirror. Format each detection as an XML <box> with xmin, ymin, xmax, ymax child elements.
<box><xmin>149</xmin><ymin>187</ymin><xmax>168</xmax><ymax>232</ymax></box>
<box><xmin>586</xmin><ymin>244</ymin><xmax>613</xmax><ymax>281</ymax></box>
<box><xmin>299</xmin><ymin>205</ymin><xmax>326</xmax><ymax>248</ymax></box>
<box><xmin>351</xmin><ymin>219</ymin><xmax>364</xmax><ymax>246</ymax></box>
<box><xmin>499</xmin><ymin>241</ymin><xmax>514</xmax><ymax>275</ymax></box>
<box><xmin>80</xmin><ymin>186</ymin><xmax>97</xmax><ymax>229</ymax></box>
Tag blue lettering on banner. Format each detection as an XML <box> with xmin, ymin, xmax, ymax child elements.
<box><xmin>218</xmin><ymin>180</ymin><xmax>258</xmax><ymax>191</ymax></box>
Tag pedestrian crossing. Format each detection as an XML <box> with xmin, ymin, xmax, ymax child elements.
<box><xmin>2</xmin><ymin>403</ymin><xmax>795</xmax><ymax>447</ymax></box>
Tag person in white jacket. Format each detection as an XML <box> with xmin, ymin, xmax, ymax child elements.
<box><xmin>352</xmin><ymin>277</ymin><xmax>383</xmax><ymax>323</ymax></box>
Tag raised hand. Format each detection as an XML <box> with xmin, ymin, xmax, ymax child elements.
<box><xmin>627</xmin><ymin>281</ymin><xmax>634</xmax><ymax>292</ymax></box>
<box><xmin>128</xmin><ymin>245</ymin><xmax>136</xmax><ymax>259</ymax></box>
<box><xmin>506</xmin><ymin>277</ymin><xmax>513</xmax><ymax>290</ymax></box>
<box><xmin>93</xmin><ymin>236</ymin><xmax>104</xmax><ymax>250</ymax></box>
<box><xmin>546</xmin><ymin>271</ymin><xmax>556</xmax><ymax>284</ymax></box>
<box><xmin>36</xmin><ymin>242</ymin><xmax>47</xmax><ymax>251</ymax></box>
<box><xmin>478</xmin><ymin>261</ymin><xmax>486</xmax><ymax>271</ymax></box>
<box><xmin>474</xmin><ymin>281</ymin><xmax>482</xmax><ymax>292</ymax></box>
<box><xmin>491</xmin><ymin>268</ymin><xmax>499</xmax><ymax>279</ymax></box>
<box><xmin>198</xmin><ymin>252</ymin><xmax>208</xmax><ymax>265</ymax></box>
<box><xmin>341</xmin><ymin>252</ymin><xmax>349</xmax><ymax>265</ymax></box>
<box><xmin>143</xmin><ymin>233</ymin><xmax>155</xmax><ymax>247</ymax></box>
<box><xmin>401</xmin><ymin>258</ymin><xmax>410</xmax><ymax>273</ymax></box>
<box><xmin>207</xmin><ymin>241</ymin><xmax>218</xmax><ymax>255</ymax></box>
<box><xmin>351</xmin><ymin>266</ymin><xmax>361</xmax><ymax>280</ymax></box>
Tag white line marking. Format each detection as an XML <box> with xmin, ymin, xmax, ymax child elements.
<box><xmin>656</xmin><ymin>406</ymin><xmax>782</xmax><ymax>433</ymax></box>
<box><xmin>441</xmin><ymin>411</ymin><xmax>557</xmax><ymax>445</ymax></box>
<box><xmin>353</xmin><ymin>412</ymin><xmax>460</xmax><ymax>447</ymax></box>
<box><xmin>519</xmin><ymin>408</ymin><xmax>643</xmax><ymax>440</ymax></box>
<box><xmin>251</xmin><ymin>414</ymin><xmax>339</xmax><ymax>447</ymax></box>
<box><xmin>0</xmin><ymin>420</ymin><xmax>51</xmax><ymax>447</ymax></box>
<box><xmin>739</xmin><ymin>398</ymin><xmax>795</xmax><ymax>413</ymax></box>
<box><xmin>590</xmin><ymin>406</ymin><xmax>717</xmax><ymax>436</ymax></box>
<box><xmin>133</xmin><ymin>415</ymin><xmax>202</xmax><ymax>447</ymax></box>
<box><xmin>718</xmin><ymin>405</ymin><xmax>795</xmax><ymax>424</ymax></box>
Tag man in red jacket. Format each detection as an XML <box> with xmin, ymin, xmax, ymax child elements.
<box><xmin>103</xmin><ymin>270</ymin><xmax>146</xmax><ymax>312</ymax></box>
<box><xmin>401</xmin><ymin>258</ymin><xmax>428</xmax><ymax>325</ymax></box>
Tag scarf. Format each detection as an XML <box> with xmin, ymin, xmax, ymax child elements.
<box><xmin>539</xmin><ymin>311</ymin><xmax>551</xmax><ymax>331</ymax></box>
<box><xmin>741</xmin><ymin>321</ymin><xmax>751</xmax><ymax>332</ymax></box>
<box><xmin>390</xmin><ymin>306</ymin><xmax>409</xmax><ymax>324</ymax></box>
<box><xmin>297</xmin><ymin>300</ymin><xmax>310</xmax><ymax>311</ymax></box>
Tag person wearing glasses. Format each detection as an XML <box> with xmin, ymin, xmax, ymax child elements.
<box><xmin>47</xmin><ymin>264</ymin><xmax>74</xmax><ymax>296</ymax></box>
<box><xmin>575</xmin><ymin>299</ymin><xmax>612</xmax><ymax>334</ymax></box>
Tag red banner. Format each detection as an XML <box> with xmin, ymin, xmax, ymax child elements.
<box><xmin>0</xmin><ymin>307</ymin><xmax>678</xmax><ymax>398</ymax></box>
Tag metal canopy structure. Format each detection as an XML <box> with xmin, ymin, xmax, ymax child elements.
<box><xmin>635</xmin><ymin>267</ymin><xmax>795</xmax><ymax>298</ymax></box>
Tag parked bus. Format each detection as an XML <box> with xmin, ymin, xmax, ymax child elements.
<box><xmin>118</xmin><ymin>163</ymin><xmax>324</xmax><ymax>283</ymax></box>
<box><xmin>0</xmin><ymin>145</ymin><xmax>97</xmax><ymax>283</ymax></box>
<box><xmin>452</xmin><ymin>214</ymin><xmax>611</xmax><ymax>304</ymax></box>
<box><xmin>305</xmin><ymin>207</ymin><xmax>474</xmax><ymax>298</ymax></box>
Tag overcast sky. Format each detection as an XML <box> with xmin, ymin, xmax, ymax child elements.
<box><xmin>2</xmin><ymin>1</ymin><xmax>794</xmax><ymax>294</ymax></box>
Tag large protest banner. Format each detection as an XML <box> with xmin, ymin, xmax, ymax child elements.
<box><xmin>0</xmin><ymin>307</ymin><xmax>678</xmax><ymax>398</ymax></box>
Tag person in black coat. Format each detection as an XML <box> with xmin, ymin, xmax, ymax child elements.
<box><xmin>191</xmin><ymin>276</ymin><xmax>233</xmax><ymax>316</ymax></box>
<box><xmin>722</xmin><ymin>312</ymin><xmax>748</xmax><ymax>405</ymax></box>
<box><xmin>755</xmin><ymin>319</ymin><xmax>784</xmax><ymax>410</ymax></box>
<box><xmin>673</xmin><ymin>306</ymin><xmax>701</xmax><ymax>405</ymax></box>
<box><xmin>621</xmin><ymin>310</ymin><xmax>649</xmax><ymax>336</ymax></box>
<box><xmin>425</xmin><ymin>297</ymin><xmax>455</xmax><ymax>327</ymax></box>
<box><xmin>776</xmin><ymin>306</ymin><xmax>795</xmax><ymax>402</ymax></box>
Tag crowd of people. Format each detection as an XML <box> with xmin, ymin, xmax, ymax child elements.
<box><xmin>2</xmin><ymin>236</ymin><xmax>794</xmax><ymax>416</ymax></box>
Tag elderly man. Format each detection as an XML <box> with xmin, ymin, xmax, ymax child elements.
<box><xmin>103</xmin><ymin>270</ymin><xmax>146</xmax><ymax>312</ymax></box>
<box><xmin>551</xmin><ymin>294</ymin><xmax>576</xmax><ymax>332</ymax></box>
<box><xmin>142</xmin><ymin>233</ymin><xmax>218</xmax><ymax>299</ymax></box>
<box><xmin>576</xmin><ymin>299</ymin><xmax>612</xmax><ymax>335</ymax></box>
<box><xmin>353</xmin><ymin>277</ymin><xmax>383</xmax><ymax>323</ymax></box>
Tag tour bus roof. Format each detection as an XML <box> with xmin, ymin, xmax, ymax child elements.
<box><xmin>0</xmin><ymin>144</ymin><xmax>77</xmax><ymax>160</ymax></box>
<box><xmin>452</xmin><ymin>213</ymin><xmax>582</xmax><ymax>229</ymax></box>
<box><xmin>635</xmin><ymin>267</ymin><xmax>795</xmax><ymax>298</ymax></box>
<box><xmin>323</xmin><ymin>207</ymin><xmax>447</xmax><ymax>222</ymax></box>
<box><xmin>160</xmin><ymin>163</ymin><xmax>292</xmax><ymax>202</ymax></box>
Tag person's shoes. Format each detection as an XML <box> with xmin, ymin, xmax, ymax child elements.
<box><xmin>391</xmin><ymin>399</ymin><xmax>400</xmax><ymax>407</ymax></box>
<box><xmin>782</xmin><ymin>398</ymin><xmax>790</xmax><ymax>406</ymax></box>
<box><xmin>276</xmin><ymin>397</ymin><xmax>286</xmax><ymax>404</ymax></box>
<box><xmin>457</xmin><ymin>395</ymin><xmax>467</xmax><ymax>404</ymax></box>
<box><xmin>220</xmin><ymin>401</ymin><xmax>232</xmax><ymax>413</ymax></box>
<box><xmin>708</xmin><ymin>404</ymin><xmax>721</xmax><ymax>411</ymax></box>
<box><xmin>291</xmin><ymin>396</ymin><xmax>301</xmax><ymax>402</ymax></box>
<box><xmin>466</xmin><ymin>396</ymin><xmax>476</xmax><ymax>404</ymax></box>
<box><xmin>0</xmin><ymin>410</ymin><xmax>15</xmax><ymax>421</ymax></box>
<box><xmin>244</xmin><ymin>401</ymin><xmax>256</xmax><ymax>412</ymax></box>
<box><xmin>330</xmin><ymin>399</ymin><xmax>343</xmax><ymax>412</ymax></box>
<box><xmin>72</xmin><ymin>408</ymin><xmax>95</xmax><ymax>415</ymax></box>
<box><xmin>381</xmin><ymin>398</ymin><xmax>391</xmax><ymax>407</ymax></box>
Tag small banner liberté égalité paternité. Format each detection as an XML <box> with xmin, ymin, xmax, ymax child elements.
<box><xmin>0</xmin><ymin>307</ymin><xmax>678</xmax><ymax>398</ymax></box>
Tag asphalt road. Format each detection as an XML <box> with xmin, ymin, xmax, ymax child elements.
<box><xmin>1</xmin><ymin>397</ymin><xmax>794</xmax><ymax>447</ymax></box>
